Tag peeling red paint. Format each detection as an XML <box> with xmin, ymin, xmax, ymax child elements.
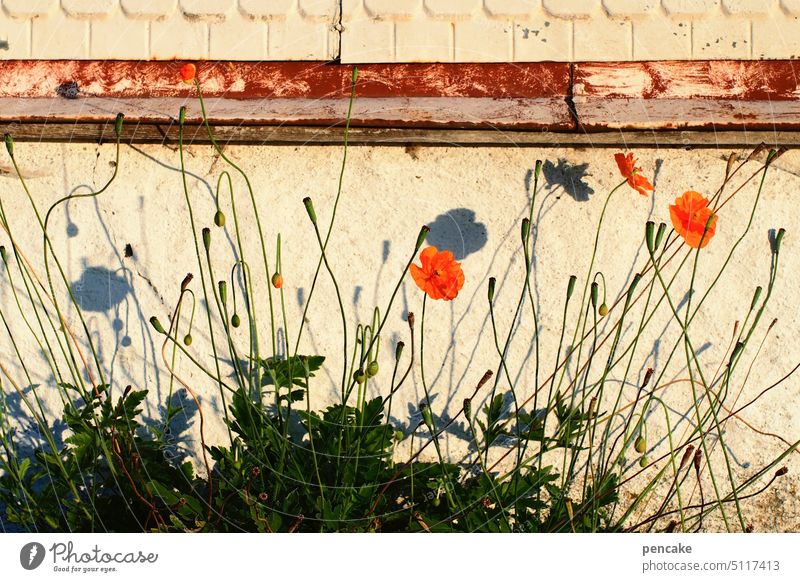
<box><xmin>574</xmin><ymin>61</ymin><xmax>800</xmax><ymax>100</ymax></box>
<box><xmin>1</xmin><ymin>59</ymin><xmax>800</xmax><ymax>133</ymax></box>
<box><xmin>0</xmin><ymin>60</ymin><xmax>569</xmax><ymax>100</ymax></box>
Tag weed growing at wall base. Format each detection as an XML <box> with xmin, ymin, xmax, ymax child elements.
<box><xmin>0</xmin><ymin>66</ymin><xmax>797</xmax><ymax>532</ymax></box>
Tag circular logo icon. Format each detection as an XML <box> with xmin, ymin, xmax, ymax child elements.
<box><xmin>20</xmin><ymin>542</ymin><xmax>46</xmax><ymax>570</ymax></box>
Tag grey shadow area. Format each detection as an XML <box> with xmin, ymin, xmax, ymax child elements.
<box><xmin>71</xmin><ymin>263</ymin><xmax>131</xmax><ymax>313</ymax></box>
<box><xmin>542</xmin><ymin>159</ymin><xmax>594</xmax><ymax>202</ymax></box>
<box><xmin>425</xmin><ymin>208</ymin><xmax>488</xmax><ymax>260</ymax></box>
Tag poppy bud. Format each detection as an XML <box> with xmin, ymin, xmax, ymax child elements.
<box><xmin>776</xmin><ymin>466</ymin><xmax>788</xmax><ymax>477</ymax></box>
<box><xmin>367</xmin><ymin>361</ymin><xmax>379</xmax><ymax>377</ymax></box>
<box><xmin>303</xmin><ymin>197</ymin><xmax>317</xmax><ymax>224</ymax></box>
<box><xmin>598</xmin><ymin>303</ymin><xmax>609</xmax><ymax>317</ymax></box>
<box><xmin>114</xmin><ymin>113</ymin><xmax>124</xmax><ymax>138</ymax></box>
<box><xmin>655</xmin><ymin>222</ymin><xmax>667</xmax><ymax>249</ymax></box>
<box><xmin>645</xmin><ymin>221</ymin><xmax>655</xmax><ymax>253</ymax></box>
<box><xmin>420</xmin><ymin>402</ymin><xmax>433</xmax><ymax>430</ymax></box>
<box><xmin>521</xmin><ymin>218</ymin><xmax>531</xmax><ymax>243</ymax></box>
<box><xmin>642</xmin><ymin>368</ymin><xmax>654</xmax><ymax>389</ymax></box>
<box><xmin>628</xmin><ymin>273</ymin><xmax>642</xmax><ymax>297</ymax></box>
<box><xmin>202</xmin><ymin>227</ymin><xmax>211</xmax><ymax>251</ymax></box>
<box><xmin>679</xmin><ymin>445</ymin><xmax>694</xmax><ymax>469</ymax></box>
<box><xmin>180</xmin><ymin>273</ymin><xmax>193</xmax><ymax>292</ymax></box>
<box><xmin>587</xmin><ymin>396</ymin><xmax>597</xmax><ymax>418</ymax></box>
<box><xmin>394</xmin><ymin>430</ymin><xmax>404</xmax><ymax>442</ymax></box>
<box><xmin>395</xmin><ymin>341</ymin><xmax>405</xmax><ymax>361</ymax></box>
<box><xmin>354</xmin><ymin>368</ymin><xmax>366</xmax><ymax>384</ymax></box>
<box><xmin>750</xmin><ymin>286</ymin><xmax>762</xmax><ymax>310</ymax></box>
<box><xmin>634</xmin><ymin>435</ymin><xmax>646</xmax><ymax>454</ymax></box>
<box><xmin>639</xmin><ymin>456</ymin><xmax>649</xmax><ymax>468</ymax></box>
<box><xmin>183</xmin><ymin>333</ymin><xmax>193</xmax><ymax>346</ymax></box>
<box><xmin>415</xmin><ymin>225</ymin><xmax>430</xmax><ymax>251</ymax></box>
<box><xmin>4</xmin><ymin>133</ymin><xmax>13</xmax><ymax>158</ymax></box>
<box><xmin>590</xmin><ymin>282</ymin><xmax>598</xmax><ymax>310</ymax></box>
<box><xmin>463</xmin><ymin>398</ymin><xmax>472</xmax><ymax>421</ymax></box>
<box><xmin>566</xmin><ymin>275</ymin><xmax>577</xmax><ymax>301</ymax></box>
<box><xmin>271</xmin><ymin>272</ymin><xmax>283</xmax><ymax>289</ymax></box>
<box><xmin>774</xmin><ymin>228</ymin><xmax>786</xmax><ymax>254</ymax></box>
<box><xmin>214</xmin><ymin>210</ymin><xmax>225</xmax><ymax>227</ymax></box>
<box><xmin>488</xmin><ymin>277</ymin><xmax>496</xmax><ymax>303</ymax></box>
<box><xmin>218</xmin><ymin>280</ymin><xmax>227</xmax><ymax>304</ymax></box>
<box><xmin>534</xmin><ymin>159</ymin><xmax>543</xmax><ymax>180</ymax></box>
<box><xmin>231</xmin><ymin>313</ymin><xmax>241</xmax><ymax>328</ymax></box>
<box><xmin>179</xmin><ymin>106</ymin><xmax>186</xmax><ymax>127</ymax></box>
<box><xmin>149</xmin><ymin>316</ymin><xmax>165</xmax><ymax>334</ymax></box>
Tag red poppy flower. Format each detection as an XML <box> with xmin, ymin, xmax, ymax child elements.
<box><xmin>410</xmin><ymin>246</ymin><xmax>465</xmax><ymax>301</ymax></box>
<box><xmin>669</xmin><ymin>190</ymin><xmax>718</xmax><ymax>249</ymax></box>
<box><xmin>615</xmin><ymin>152</ymin><xmax>654</xmax><ymax>196</ymax></box>
<box><xmin>180</xmin><ymin>63</ymin><xmax>196</xmax><ymax>85</ymax></box>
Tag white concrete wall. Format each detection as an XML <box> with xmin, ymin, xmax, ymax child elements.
<box><xmin>5</xmin><ymin>0</ymin><xmax>800</xmax><ymax>61</ymax></box>
<box><xmin>0</xmin><ymin>142</ymin><xmax>798</xmax><ymax>529</ymax></box>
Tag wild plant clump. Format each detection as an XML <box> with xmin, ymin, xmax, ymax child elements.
<box><xmin>0</xmin><ymin>67</ymin><xmax>796</xmax><ymax>533</ymax></box>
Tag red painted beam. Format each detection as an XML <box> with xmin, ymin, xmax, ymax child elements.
<box><xmin>0</xmin><ymin>60</ymin><xmax>799</xmax><ymax>132</ymax></box>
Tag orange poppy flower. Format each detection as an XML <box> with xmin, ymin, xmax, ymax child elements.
<box><xmin>180</xmin><ymin>63</ymin><xmax>196</xmax><ymax>85</ymax></box>
<box><xmin>410</xmin><ymin>246</ymin><xmax>465</xmax><ymax>301</ymax></box>
<box><xmin>615</xmin><ymin>152</ymin><xmax>654</xmax><ymax>196</ymax></box>
<box><xmin>669</xmin><ymin>190</ymin><xmax>718</xmax><ymax>249</ymax></box>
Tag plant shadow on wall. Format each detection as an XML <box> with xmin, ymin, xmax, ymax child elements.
<box><xmin>0</xmin><ymin>64</ymin><xmax>799</xmax><ymax>533</ymax></box>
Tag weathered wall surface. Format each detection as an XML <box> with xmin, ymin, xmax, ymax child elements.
<box><xmin>5</xmin><ymin>0</ymin><xmax>800</xmax><ymax>62</ymax></box>
<box><xmin>0</xmin><ymin>142</ymin><xmax>798</xmax><ymax>530</ymax></box>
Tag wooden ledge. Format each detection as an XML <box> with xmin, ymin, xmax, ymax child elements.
<box><xmin>1</xmin><ymin>60</ymin><xmax>799</xmax><ymax>145</ymax></box>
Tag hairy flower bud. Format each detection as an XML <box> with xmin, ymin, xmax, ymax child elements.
<box><xmin>114</xmin><ymin>113</ymin><xmax>124</xmax><ymax>138</ymax></box>
<box><xmin>231</xmin><ymin>313</ymin><xmax>241</xmax><ymax>328</ymax></box>
<box><xmin>4</xmin><ymin>133</ymin><xmax>13</xmax><ymax>158</ymax></box>
<box><xmin>271</xmin><ymin>272</ymin><xmax>283</xmax><ymax>289</ymax></box>
<box><xmin>634</xmin><ymin>435</ymin><xmax>646</xmax><ymax>454</ymax></box>
<box><xmin>645</xmin><ymin>221</ymin><xmax>656</xmax><ymax>253</ymax></box>
<box><xmin>303</xmin><ymin>197</ymin><xmax>317</xmax><ymax>224</ymax></box>
<box><xmin>183</xmin><ymin>333</ymin><xmax>193</xmax><ymax>346</ymax></box>
<box><xmin>218</xmin><ymin>280</ymin><xmax>227</xmax><ymax>304</ymax></box>
<box><xmin>149</xmin><ymin>316</ymin><xmax>165</xmax><ymax>334</ymax></box>
<box><xmin>566</xmin><ymin>275</ymin><xmax>577</xmax><ymax>301</ymax></box>
<box><xmin>598</xmin><ymin>303</ymin><xmax>609</xmax><ymax>317</ymax></box>
<box><xmin>367</xmin><ymin>361</ymin><xmax>379</xmax><ymax>377</ymax></box>
<box><xmin>415</xmin><ymin>225</ymin><xmax>430</xmax><ymax>251</ymax></box>
<box><xmin>679</xmin><ymin>445</ymin><xmax>695</xmax><ymax>470</ymax></box>
<box><xmin>655</xmin><ymin>222</ymin><xmax>667</xmax><ymax>249</ymax></box>
<box><xmin>214</xmin><ymin>210</ymin><xmax>225</xmax><ymax>228</ymax></box>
